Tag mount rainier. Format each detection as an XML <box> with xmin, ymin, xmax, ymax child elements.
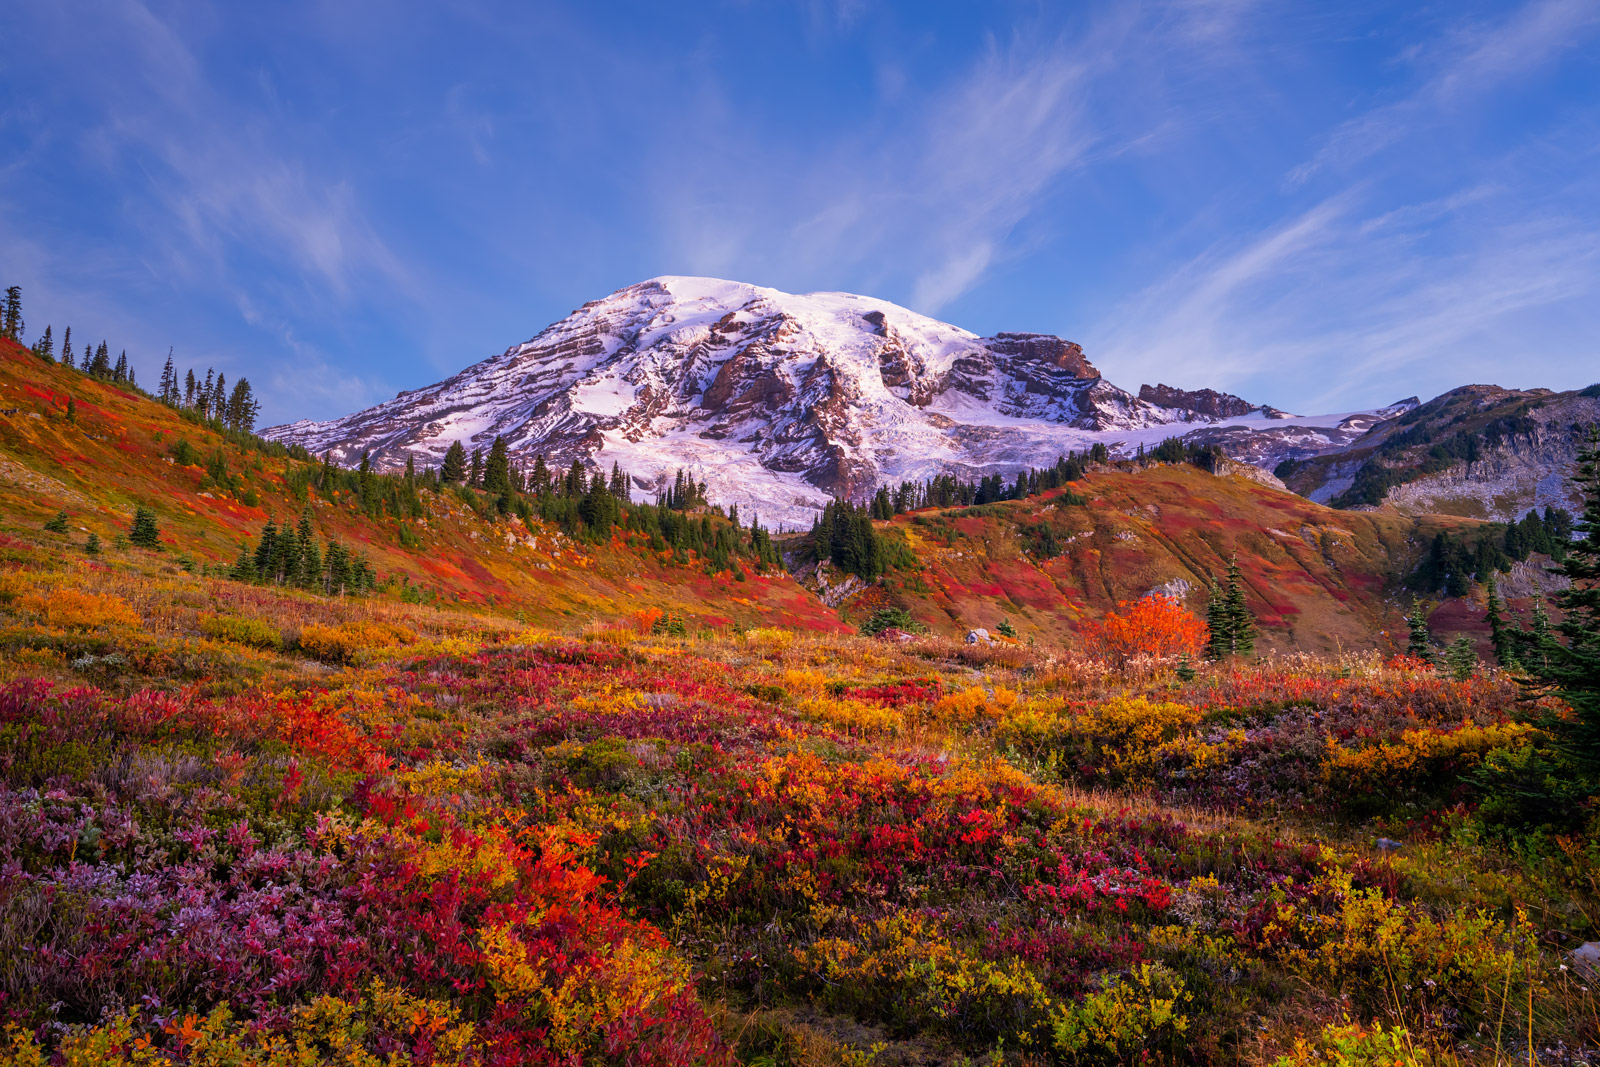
<box><xmin>264</xmin><ymin>277</ymin><xmax>1409</xmax><ymax>527</ymax></box>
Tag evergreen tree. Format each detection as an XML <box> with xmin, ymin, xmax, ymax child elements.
<box><xmin>84</xmin><ymin>531</ymin><xmax>101</xmax><ymax>556</ymax></box>
<box><xmin>31</xmin><ymin>325</ymin><xmax>53</xmax><ymax>361</ymax></box>
<box><xmin>89</xmin><ymin>342</ymin><xmax>111</xmax><ymax>378</ymax></box>
<box><xmin>1406</xmin><ymin>599</ymin><xmax>1435</xmax><ymax>664</ymax></box>
<box><xmin>1526</xmin><ymin>428</ymin><xmax>1600</xmax><ymax>784</ymax></box>
<box><xmin>43</xmin><ymin>511</ymin><xmax>69</xmax><ymax>534</ymax></box>
<box><xmin>439</xmin><ymin>441</ymin><xmax>467</xmax><ymax>483</ymax></box>
<box><xmin>608</xmin><ymin>462</ymin><xmax>628</xmax><ymax>500</ymax></box>
<box><xmin>113</xmin><ymin>350</ymin><xmax>128</xmax><ymax>383</ymax></box>
<box><xmin>159</xmin><ymin>350</ymin><xmax>178</xmax><ymax>405</ymax></box>
<box><xmin>254</xmin><ymin>519</ymin><xmax>279</xmax><ymax>576</ymax></box>
<box><xmin>1485</xmin><ymin>573</ymin><xmax>1515</xmax><ymax>668</ymax></box>
<box><xmin>1204</xmin><ymin>580</ymin><xmax>1231</xmax><ymax>661</ymax></box>
<box><xmin>327</xmin><ymin>542</ymin><xmax>352</xmax><ymax>595</ymax></box>
<box><xmin>1222</xmin><ymin>556</ymin><xmax>1256</xmax><ymax>656</ymax></box>
<box><xmin>225</xmin><ymin>378</ymin><xmax>259</xmax><ymax>432</ymax></box>
<box><xmin>65</xmin><ymin>397</ymin><xmax>75</xmax><ymax>424</ymax></box>
<box><xmin>229</xmin><ymin>543</ymin><xmax>258</xmax><ymax>582</ymax></box>
<box><xmin>1</xmin><ymin>286</ymin><xmax>22</xmax><ymax>342</ymax></box>
<box><xmin>483</xmin><ymin>436</ymin><xmax>512</xmax><ymax>495</ymax></box>
<box><xmin>212</xmin><ymin>373</ymin><xmax>226</xmax><ymax>419</ymax></box>
<box><xmin>184</xmin><ymin>368</ymin><xmax>197</xmax><ymax>408</ymax></box>
<box><xmin>530</xmin><ymin>454</ymin><xmax>550</xmax><ymax>494</ymax></box>
<box><xmin>1444</xmin><ymin>635</ymin><xmax>1478</xmax><ymax>681</ymax></box>
<box><xmin>468</xmin><ymin>448</ymin><xmax>484</xmax><ymax>488</ymax></box>
<box><xmin>129</xmin><ymin>505</ymin><xmax>161</xmax><ymax>548</ymax></box>
<box><xmin>404</xmin><ymin>455</ymin><xmax>416</xmax><ymax>488</ymax></box>
<box><xmin>61</xmin><ymin>326</ymin><xmax>73</xmax><ymax>369</ymax></box>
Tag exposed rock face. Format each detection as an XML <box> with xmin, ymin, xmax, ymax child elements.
<box><xmin>1139</xmin><ymin>383</ymin><xmax>1256</xmax><ymax>420</ymax></box>
<box><xmin>1284</xmin><ymin>386</ymin><xmax>1599</xmax><ymax>520</ymax></box>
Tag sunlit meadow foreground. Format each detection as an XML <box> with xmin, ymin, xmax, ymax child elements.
<box><xmin>0</xmin><ymin>563</ymin><xmax>1595</xmax><ymax>1066</ymax></box>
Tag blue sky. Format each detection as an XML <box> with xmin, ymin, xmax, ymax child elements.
<box><xmin>2</xmin><ymin>0</ymin><xmax>1597</xmax><ymax>426</ymax></box>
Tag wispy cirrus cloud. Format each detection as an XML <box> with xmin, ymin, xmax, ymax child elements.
<box><xmin>1290</xmin><ymin>0</ymin><xmax>1600</xmax><ymax>185</ymax></box>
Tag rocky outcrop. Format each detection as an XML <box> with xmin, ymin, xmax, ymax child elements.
<box><xmin>1139</xmin><ymin>383</ymin><xmax>1256</xmax><ymax>419</ymax></box>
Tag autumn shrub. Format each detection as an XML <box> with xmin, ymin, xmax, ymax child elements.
<box><xmin>931</xmin><ymin>685</ymin><xmax>1017</xmax><ymax>725</ymax></box>
<box><xmin>0</xmin><ymin>981</ymin><xmax>480</xmax><ymax>1066</ymax></box>
<box><xmin>1051</xmin><ymin>962</ymin><xmax>1192</xmax><ymax>1063</ymax></box>
<box><xmin>1083</xmin><ymin>593</ymin><xmax>1205</xmax><ymax>666</ymax></box>
<box><xmin>297</xmin><ymin>620</ymin><xmax>416</xmax><ymax>664</ymax></box>
<box><xmin>199</xmin><ymin>613</ymin><xmax>283</xmax><ymax>650</ymax></box>
<box><xmin>1269</xmin><ymin>1018</ymin><xmax>1445</xmax><ymax>1067</ymax></box>
<box><xmin>797</xmin><ymin>696</ymin><xmax>903</xmax><ymax>735</ymax></box>
<box><xmin>16</xmin><ymin>588</ymin><xmax>140</xmax><ymax>631</ymax></box>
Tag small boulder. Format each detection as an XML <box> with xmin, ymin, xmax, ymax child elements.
<box><xmin>1572</xmin><ymin>942</ymin><xmax>1600</xmax><ymax>979</ymax></box>
<box><xmin>965</xmin><ymin>628</ymin><xmax>991</xmax><ymax>645</ymax></box>
<box><xmin>1373</xmin><ymin>837</ymin><xmax>1404</xmax><ymax>853</ymax></box>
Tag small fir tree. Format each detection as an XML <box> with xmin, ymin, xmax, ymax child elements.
<box><xmin>60</xmin><ymin>326</ymin><xmax>73</xmax><ymax>368</ymax></box>
<box><xmin>1204</xmin><ymin>579</ymin><xmax>1231</xmax><ymax>661</ymax></box>
<box><xmin>1443</xmin><ymin>635</ymin><xmax>1478</xmax><ymax>681</ymax></box>
<box><xmin>43</xmin><ymin>511</ymin><xmax>69</xmax><ymax>533</ymax></box>
<box><xmin>84</xmin><ymin>531</ymin><xmax>102</xmax><ymax>556</ymax></box>
<box><xmin>441</xmin><ymin>440</ymin><xmax>467</xmax><ymax>483</ymax></box>
<box><xmin>129</xmin><ymin>505</ymin><xmax>161</xmax><ymax>548</ymax></box>
<box><xmin>31</xmin><ymin>325</ymin><xmax>53</xmax><ymax>362</ymax></box>
<box><xmin>1223</xmin><ymin>556</ymin><xmax>1257</xmax><ymax>655</ymax></box>
<box><xmin>1406</xmin><ymin>599</ymin><xmax>1435</xmax><ymax>664</ymax></box>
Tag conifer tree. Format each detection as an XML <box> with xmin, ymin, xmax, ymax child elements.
<box><xmin>65</xmin><ymin>397</ymin><xmax>75</xmax><ymax>424</ymax></box>
<box><xmin>531</xmin><ymin>454</ymin><xmax>550</xmax><ymax>494</ymax></box>
<box><xmin>1485</xmin><ymin>573</ymin><xmax>1515</xmax><ymax>667</ymax></box>
<box><xmin>1204</xmin><ymin>580</ymin><xmax>1231</xmax><ymax>660</ymax></box>
<box><xmin>1406</xmin><ymin>599</ymin><xmax>1435</xmax><ymax>664</ymax></box>
<box><xmin>441</xmin><ymin>440</ymin><xmax>467</xmax><ymax>483</ymax></box>
<box><xmin>468</xmin><ymin>448</ymin><xmax>484</xmax><ymax>488</ymax></box>
<box><xmin>1220</xmin><ymin>557</ymin><xmax>1256</xmax><ymax>656</ymax></box>
<box><xmin>184</xmin><ymin>368</ymin><xmax>197</xmax><ymax>408</ymax></box>
<box><xmin>129</xmin><ymin>505</ymin><xmax>161</xmax><ymax>548</ymax></box>
<box><xmin>61</xmin><ymin>326</ymin><xmax>73</xmax><ymax>368</ymax></box>
<box><xmin>113</xmin><ymin>350</ymin><xmax>128</xmax><ymax>383</ymax></box>
<box><xmin>90</xmin><ymin>342</ymin><xmax>111</xmax><ymax>378</ymax></box>
<box><xmin>225</xmin><ymin>378</ymin><xmax>258</xmax><ymax>432</ymax></box>
<box><xmin>84</xmin><ymin>531</ymin><xmax>101</xmax><ymax>556</ymax></box>
<box><xmin>159</xmin><ymin>350</ymin><xmax>178</xmax><ymax>405</ymax></box>
<box><xmin>229</xmin><ymin>543</ymin><xmax>258</xmax><ymax>582</ymax></box>
<box><xmin>609</xmin><ymin>462</ymin><xmax>627</xmax><ymax>500</ymax></box>
<box><xmin>31</xmin><ymin>325</ymin><xmax>53</xmax><ymax>361</ymax></box>
<box><xmin>254</xmin><ymin>519</ymin><xmax>278</xmax><ymax>577</ymax></box>
<box><xmin>1</xmin><ymin>286</ymin><xmax>22</xmax><ymax>342</ymax></box>
<box><xmin>1526</xmin><ymin>427</ymin><xmax>1600</xmax><ymax>783</ymax></box>
<box><xmin>212</xmin><ymin>373</ymin><xmax>226</xmax><ymax>419</ymax></box>
<box><xmin>404</xmin><ymin>455</ymin><xmax>416</xmax><ymax>488</ymax></box>
<box><xmin>483</xmin><ymin>436</ymin><xmax>512</xmax><ymax>496</ymax></box>
<box><xmin>44</xmin><ymin>511</ymin><xmax>69</xmax><ymax>534</ymax></box>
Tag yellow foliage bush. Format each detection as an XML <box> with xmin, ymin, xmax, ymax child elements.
<box><xmin>1271</xmin><ymin>1018</ymin><xmax>1443</xmax><ymax>1067</ymax></box>
<box><xmin>797</xmin><ymin>911</ymin><xmax>1053</xmax><ymax>1039</ymax></box>
<box><xmin>199</xmin><ymin>613</ymin><xmax>283</xmax><ymax>650</ymax></box>
<box><xmin>1320</xmin><ymin>721</ymin><xmax>1535</xmax><ymax>794</ymax></box>
<box><xmin>798</xmin><ymin>696</ymin><xmax>904</xmax><ymax>735</ymax></box>
<box><xmin>995</xmin><ymin>696</ymin><xmax>1201</xmax><ymax>784</ymax></box>
<box><xmin>0</xmin><ymin>981</ymin><xmax>478</xmax><ymax>1066</ymax></box>
<box><xmin>1258</xmin><ymin>864</ymin><xmax>1530</xmax><ymax>1014</ymax></box>
<box><xmin>1052</xmin><ymin>962</ymin><xmax>1191</xmax><ymax>1061</ymax></box>
<box><xmin>298</xmin><ymin>620</ymin><xmax>416</xmax><ymax>664</ymax></box>
<box><xmin>17</xmin><ymin>588</ymin><xmax>140</xmax><ymax>631</ymax></box>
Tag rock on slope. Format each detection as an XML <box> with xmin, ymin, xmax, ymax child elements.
<box><xmin>265</xmin><ymin>277</ymin><xmax>1410</xmax><ymax>527</ymax></box>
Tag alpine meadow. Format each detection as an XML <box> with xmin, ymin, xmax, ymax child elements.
<box><xmin>1</xmin><ymin>3</ymin><xmax>1599</xmax><ymax>1065</ymax></box>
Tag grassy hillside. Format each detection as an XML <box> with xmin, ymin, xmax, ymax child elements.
<box><xmin>845</xmin><ymin>464</ymin><xmax>1492</xmax><ymax>655</ymax></box>
<box><xmin>0</xmin><ymin>338</ymin><xmax>845</xmax><ymax>636</ymax></box>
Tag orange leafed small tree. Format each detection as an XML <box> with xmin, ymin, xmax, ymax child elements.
<box><xmin>1085</xmin><ymin>593</ymin><xmax>1206</xmax><ymax>665</ymax></box>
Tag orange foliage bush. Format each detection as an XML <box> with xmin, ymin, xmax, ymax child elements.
<box><xmin>297</xmin><ymin>620</ymin><xmax>416</xmax><ymax>664</ymax></box>
<box><xmin>1083</xmin><ymin>593</ymin><xmax>1204</xmax><ymax>665</ymax></box>
<box><xmin>18</xmin><ymin>587</ymin><xmax>141</xmax><ymax>631</ymax></box>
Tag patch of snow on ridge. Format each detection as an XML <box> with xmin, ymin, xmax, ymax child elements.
<box><xmin>570</xmin><ymin>374</ymin><xmax>637</xmax><ymax>417</ymax></box>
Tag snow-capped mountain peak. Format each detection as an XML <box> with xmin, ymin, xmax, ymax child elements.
<box><xmin>263</xmin><ymin>277</ymin><xmax>1401</xmax><ymax>527</ymax></box>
